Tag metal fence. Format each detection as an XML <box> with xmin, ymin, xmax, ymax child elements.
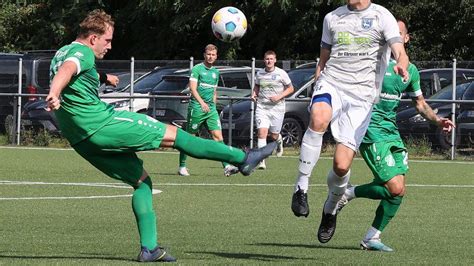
<box><xmin>1</xmin><ymin>57</ymin><xmax>473</xmax><ymax>160</ymax></box>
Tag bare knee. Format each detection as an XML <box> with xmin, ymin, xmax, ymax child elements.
<box><xmin>332</xmin><ymin>144</ymin><xmax>355</xmax><ymax>177</ymax></box>
<box><xmin>386</xmin><ymin>175</ymin><xmax>406</xmax><ymax>197</ymax></box>
<box><xmin>309</xmin><ymin>103</ymin><xmax>331</xmax><ymax>132</ymax></box>
<box><xmin>333</xmin><ymin>164</ymin><xmax>350</xmax><ymax>177</ymax></box>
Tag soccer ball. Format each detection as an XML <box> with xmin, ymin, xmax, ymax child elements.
<box><xmin>211</xmin><ymin>6</ymin><xmax>247</xmax><ymax>43</ymax></box>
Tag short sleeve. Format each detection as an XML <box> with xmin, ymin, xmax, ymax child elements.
<box><xmin>406</xmin><ymin>65</ymin><xmax>422</xmax><ymax>97</ymax></box>
<box><xmin>189</xmin><ymin>65</ymin><xmax>200</xmax><ymax>82</ymax></box>
<box><xmin>255</xmin><ymin>71</ymin><xmax>261</xmax><ymax>85</ymax></box>
<box><xmin>321</xmin><ymin>13</ymin><xmax>333</xmax><ymax>46</ymax></box>
<box><xmin>281</xmin><ymin>70</ymin><xmax>292</xmax><ymax>86</ymax></box>
<box><xmin>380</xmin><ymin>9</ymin><xmax>401</xmax><ymax>43</ymax></box>
<box><xmin>64</xmin><ymin>46</ymin><xmax>94</xmax><ymax>75</ymax></box>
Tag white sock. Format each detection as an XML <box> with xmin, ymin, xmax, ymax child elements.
<box><xmin>324</xmin><ymin>169</ymin><xmax>350</xmax><ymax>215</ymax></box>
<box><xmin>346</xmin><ymin>185</ymin><xmax>356</xmax><ymax>200</ymax></box>
<box><xmin>294</xmin><ymin>128</ymin><xmax>324</xmax><ymax>193</ymax></box>
<box><xmin>364</xmin><ymin>226</ymin><xmax>382</xmax><ymax>242</ymax></box>
<box><xmin>257</xmin><ymin>138</ymin><xmax>267</xmax><ymax>148</ymax></box>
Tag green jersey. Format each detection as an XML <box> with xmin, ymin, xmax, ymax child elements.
<box><xmin>50</xmin><ymin>42</ymin><xmax>115</xmax><ymax>145</ymax></box>
<box><xmin>363</xmin><ymin>60</ymin><xmax>421</xmax><ymax>143</ymax></box>
<box><xmin>189</xmin><ymin>63</ymin><xmax>219</xmax><ymax>110</ymax></box>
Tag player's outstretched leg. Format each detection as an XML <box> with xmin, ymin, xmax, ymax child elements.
<box><xmin>238</xmin><ymin>142</ymin><xmax>277</xmax><ymax>176</ymax></box>
<box><xmin>173</xmin><ymin>128</ymin><xmax>276</xmax><ymax>176</ymax></box>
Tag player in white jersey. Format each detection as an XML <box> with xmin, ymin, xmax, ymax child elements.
<box><xmin>251</xmin><ymin>50</ymin><xmax>294</xmax><ymax>169</ymax></box>
<box><xmin>290</xmin><ymin>0</ymin><xmax>409</xmax><ymax>244</ymax></box>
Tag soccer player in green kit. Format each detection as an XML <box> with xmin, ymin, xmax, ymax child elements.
<box><xmin>178</xmin><ymin>44</ymin><xmax>239</xmax><ymax>177</ymax></box>
<box><xmin>46</xmin><ymin>10</ymin><xmax>275</xmax><ymax>262</ymax></box>
<box><xmin>336</xmin><ymin>18</ymin><xmax>455</xmax><ymax>252</ymax></box>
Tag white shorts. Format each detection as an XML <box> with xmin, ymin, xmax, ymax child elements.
<box><xmin>255</xmin><ymin>105</ymin><xmax>285</xmax><ymax>134</ymax></box>
<box><xmin>311</xmin><ymin>78</ymin><xmax>373</xmax><ymax>151</ymax></box>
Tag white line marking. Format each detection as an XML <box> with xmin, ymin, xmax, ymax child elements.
<box><xmin>150</xmin><ymin>183</ymin><xmax>474</xmax><ymax>188</ymax></box>
<box><xmin>0</xmin><ymin>181</ymin><xmax>161</xmax><ymax>200</ymax></box>
<box><xmin>1</xmin><ymin>146</ymin><xmax>473</xmax><ymax>164</ymax></box>
<box><xmin>0</xmin><ymin>180</ymin><xmax>471</xmax><ymax>201</ymax></box>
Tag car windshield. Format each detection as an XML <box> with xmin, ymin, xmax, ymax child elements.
<box><xmin>288</xmin><ymin>69</ymin><xmax>315</xmax><ymax>90</ymax></box>
<box><xmin>430</xmin><ymin>82</ymin><xmax>472</xmax><ymax>100</ymax></box>
<box><xmin>150</xmin><ymin>76</ymin><xmax>189</xmax><ymax>94</ymax></box>
<box><xmin>120</xmin><ymin>68</ymin><xmax>177</xmax><ymax>93</ymax></box>
<box><xmin>99</xmin><ymin>72</ymin><xmax>145</xmax><ymax>93</ymax></box>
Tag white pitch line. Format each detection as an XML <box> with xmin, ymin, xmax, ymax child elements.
<box><xmin>152</xmin><ymin>183</ymin><xmax>474</xmax><ymax>188</ymax></box>
<box><xmin>2</xmin><ymin>146</ymin><xmax>473</xmax><ymax>164</ymax></box>
<box><xmin>0</xmin><ymin>181</ymin><xmax>161</xmax><ymax>200</ymax></box>
<box><xmin>0</xmin><ymin>195</ymin><xmax>133</xmax><ymax>200</ymax></box>
<box><xmin>0</xmin><ymin>181</ymin><xmax>471</xmax><ymax>201</ymax></box>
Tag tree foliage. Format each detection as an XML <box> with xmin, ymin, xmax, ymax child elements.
<box><xmin>0</xmin><ymin>0</ymin><xmax>472</xmax><ymax>61</ymax></box>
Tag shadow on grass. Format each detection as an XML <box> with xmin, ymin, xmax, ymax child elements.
<box><xmin>189</xmin><ymin>251</ymin><xmax>315</xmax><ymax>261</ymax></box>
<box><xmin>251</xmin><ymin>242</ymin><xmax>360</xmax><ymax>251</ymax></box>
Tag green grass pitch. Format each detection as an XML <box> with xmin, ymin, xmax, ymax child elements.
<box><xmin>0</xmin><ymin>147</ymin><xmax>473</xmax><ymax>265</ymax></box>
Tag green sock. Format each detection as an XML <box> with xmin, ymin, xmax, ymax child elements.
<box><xmin>179</xmin><ymin>151</ymin><xmax>187</xmax><ymax>167</ymax></box>
<box><xmin>132</xmin><ymin>177</ymin><xmax>157</xmax><ymax>250</ymax></box>
<box><xmin>372</xmin><ymin>196</ymin><xmax>403</xmax><ymax>231</ymax></box>
<box><xmin>173</xmin><ymin>128</ymin><xmax>246</xmax><ymax>165</ymax></box>
<box><xmin>354</xmin><ymin>182</ymin><xmax>392</xmax><ymax>200</ymax></box>
<box><xmin>218</xmin><ymin>140</ymin><xmax>230</xmax><ymax>168</ymax></box>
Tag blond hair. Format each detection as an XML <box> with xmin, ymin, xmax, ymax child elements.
<box><xmin>78</xmin><ymin>9</ymin><xmax>114</xmax><ymax>38</ymax></box>
<box><xmin>204</xmin><ymin>44</ymin><xmax>218</xmax><ymax>53</ymax></box>
<box><xmin>264</xmin><ymin>50</ymin><xmax>277</xmax><ymax>58</ymax></box>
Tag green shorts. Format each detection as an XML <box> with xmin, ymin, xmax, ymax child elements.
<box><xmin>359</xmin><ymin>140</ymin><xmax>409</xmax><ymax>184</ymax></box>
<box><xmin>72</xmin><ymin>111</ymin><xmax>167</xmax><ymax>186</ymax></box>
<box><xmin>186</xmin><ymin>106</ymin><xmax>221</xmax><ymax>134</ymax></box>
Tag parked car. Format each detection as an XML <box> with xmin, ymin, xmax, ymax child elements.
<box><xmin>456</xmin><ymin>82</ymin><xmax>474</xmax><ymax>147</ymax></box>
<box><xmin>398</xmin><ymin>68</ymin><xmax>474</xmax><ymax>111</ymax></box>
<box><xmin>18</xmin><ymin>100</ymin><xmax>60</xmax><ymax>134</ymax></box>
<box><xmin>147</xmin><ymin>66</ymin><xmax>256</xmax><ymax>127</ymax></box>
<box><xmin>0</xmin><ymin>51</ymin><xmax>54</xmax><ymax>132</ymax></box>
<box><xmin>220</xmin><ymin>66</ymin><xmax>319</xmax><ymax>147</ymax></box>
<box><xmin>101</xmin><ymin>66</ymin><xmax>182</xmax><ymax>113</ymax></box>
<box><xmin>419</xmin><ymin>68</ymin><xmax>474</xmax><ymax>97</ymax></box>
<box><xmin>98</xmin><ymin>71</ymin><xmax>147</xmax><ymax>94</ymax></box>
<box><xmin>396</xmin><ymin>81</ymin><xmax>474</xmax><ymax>150</ymax></box>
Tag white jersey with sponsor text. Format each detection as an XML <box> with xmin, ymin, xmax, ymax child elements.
<box><xmin>255</xmin><ymin>66</ymin><xmax>292</xmax><ymax>111</ymax></box>
<box><xmin>320</xmin><ymin>3</ymin><xmax>401</xmax><ymax>103</ymax></box>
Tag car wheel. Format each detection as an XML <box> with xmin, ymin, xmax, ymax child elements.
<box><xmin>434</xmin><ymin>126</ymin><xmax>460</xmax><ymax>150</ymax></box>
<box><xmin>281</xmin><ymin>117</ymin><xmax>303</xmax><ymax>147</ymax></box>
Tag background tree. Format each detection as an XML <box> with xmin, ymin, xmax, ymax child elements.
<box><xmin>0</xmin><ymin>0</ymin><xmax>472</xmax><ymax>61</ymax></box>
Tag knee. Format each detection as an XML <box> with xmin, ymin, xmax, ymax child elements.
<box><xmin>333</xmin><ymin>164</ymin><xmax>350</xmax><ymax>177</ymax></box>
<box><xmin>309</xmin><ymin>118</ymin><xmax>329</xmax><ymax>132</ymax></box>
<box><xmin>386</xmin><ymin>177</ymin><xmax>406</xmax><ymax>197</ymax></box>
<box><xmin>389</xmin><ymin>186</ymin><xmax>405</xmax><ymax>197</ymax></box>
